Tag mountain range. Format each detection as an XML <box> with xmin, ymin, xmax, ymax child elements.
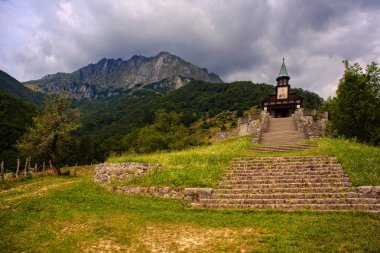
<box><xmin>0</xmin><ymin>52</ymin><xmax>324</xmax><ymax>164</ymax></box>
<box><xmin>24</xmin><ymin>52</ymin><xmax>223</xmax><ymax>99</ymax></box>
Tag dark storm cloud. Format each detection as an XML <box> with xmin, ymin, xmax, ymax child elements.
<box><xmin>0</xmin><ymin>0</ymin><xmax>379</xmax><ymax>97</ymax></box>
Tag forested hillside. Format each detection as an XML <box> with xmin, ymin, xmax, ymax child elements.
<box><xmin>0</xmin><ymin>70</ymin><xmax>44</xmax><ymax>107</ymax></box>
<box><xmin>0</xmin><ymin>92</ymin><xmax>37</xmax><ymax>167</ymax></box>
<box><xmin>76</xmin><ymin>80</ymin><xmax>323</xmax><ymax>161</ymax></box>
<box><xmin>0</xmin><ymin>69</ymin><xmax>324</xmax><ymax>165</ymax></box>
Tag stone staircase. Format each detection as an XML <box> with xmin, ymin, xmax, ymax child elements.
<box><xmin>192</xmin><ymin>156</ymin><xmax>380</xmax><ymax>212</ymax></box>
<box><xmin>249</xmin><ymin>116</ymin><xmax>315</xmax><ymax>152</ymax></box>
<box><xmin>246</xmin><ymin>144</ymin><xmax>317</xmax><ymax>152</ymax></box>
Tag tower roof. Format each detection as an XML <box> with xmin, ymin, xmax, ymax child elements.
<box><xmin>277</xmin><ymin>58</ymin><xmax>290</xmax><ymax>79</ymax></box>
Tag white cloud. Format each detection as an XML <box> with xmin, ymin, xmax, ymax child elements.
<box><xmin>0</xmin><ymin>0</ymin><xmax>379</xmax><ymax>98</ymax></box>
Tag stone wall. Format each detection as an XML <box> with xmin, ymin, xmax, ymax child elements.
<box><xmin>215</xmin><ymin>111</ymin><xmax>270</xmax><ymax>143</ymax></box>
<box><xmin>292</xmin><ymin>108</ymin><xmax>328</xmax><ymax>139</ymax></box>
<box><xmin>107</xmin><ymin>185</ymin><xmax>213</xmax><ymax>203</ymax></box>
<box><xmin>93</xmin><ymin>162</ymin><xmax>214</xmax><ymax>203</ymax></box>
<box><xmin>93</xmin><ymin>162</ymin><xmax>161</xmax><ymax>184</ymax></box>
<box><xmin>356</xmin><ymin>186</ymin><xmax>380</xmax><ymax>198</ymax></box>
<box><xmin>250</xmin><ymin>110</ymin><xmax>270</xmax><ymax>143</ymax></box>
<box><xmin>214</xmin><ymin>131</ymin><xmax>239</xmax><ymax>142</ymax></box>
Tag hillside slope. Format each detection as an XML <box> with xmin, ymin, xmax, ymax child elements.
<box><xmin>0</xmin><ymin>70</ymin><xmax>44</xmax><ymax>106</ymax></box>
<box><xmin>0</xmin><ymin>91</ymin><xmax>37</xmax><ymax>167</ymax></box>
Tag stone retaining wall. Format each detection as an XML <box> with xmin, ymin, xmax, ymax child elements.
<box><xmin>108</xmin><ymin>185</ymin><xmax>213</xmax><ymax>203</ymax></box>
<box><xmin>293</xmin><ymin>108</ymin><xmax>328</xmax><ymax>139</ymax></box>
<box><xmin>93</xmin><ymin>162</ymin><xmax>161</xmax><ymax>184</ymax></box>
<box><xmin>215</xmin><ymin>111</ymin><xmax>270</xmax><ymax>143</ymax></box>
<box><xmin>356</xmin><ymin>186</ymin><xmax>380</xmax><ymax>198</ymax></box>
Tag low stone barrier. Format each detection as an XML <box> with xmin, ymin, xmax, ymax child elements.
<box><xmin>356</xmin><ymin>186</ymin><xmax>380</xmax><ymax>198</ymax></box>
<box><xmin>108</xmin><ymin>185</ymin><xmax>213</xmax><ymax>203</ymax></box>
<box><xmin>93</xmin><ymin>162</ymin><xmax>214</xmax><ymax>202</ymax></box>
<box><xmin>93</xmin><ymin>162</ymin><xmax>161</xmax><ymax>184</ymax></box>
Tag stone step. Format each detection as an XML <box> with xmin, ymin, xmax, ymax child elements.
<box><xmin>220</xmin><ymin>178</ymin><xmax>351</xmax><ymax>185</ymax></box>
<box><xmin>198</xmin><ymin>198</ymin><xmax>379</xmax><ymax>205</ymax></box>
<box><xmin>247</xmin><ymin>145</ymin><xmax>316</xmax><ymax>148</ymax></box>
<box><xmin>191</xmin><ymin>203</ymin><xmax>380</xmax><ymax>211</ymax></box>
<box><xmin>261</xmin><ymin>136</ymin><xmax>305</xmax><ymax>140</ymax></box>
<box><xmin>214</xmin><ymin>187</ymin><xmax>354</xmax><ymax>194</ymax></box>
<box><xmin>230</xmin><ymin>163</ymin><xmax>342</xmax><ymax>168</ymax></box>
<box><xmin>226</xmin><ymin>172</ymin><xmax>346</xmax><ymax>177</ymax></box>
<box><xmin>224</xmin><ymin>174</ymin><xmax>348</xmax><ymax>181</ymax></box>
<box><xmin>262</xmin><ymin>132</ymin><xmax>302</xmax><ymax>135</ymax></box>
<box><xmin>232</xmin><ymin>160</ymin><xmax>339</xmax><ymax>164</ymax></box>
<box><xmin>232</xmin><ymin>160</ymin><xmax>338</xmax><ymax>165</ymax></box>
<box><xmin>233</xmin><ymin>156</ymin><xmax>336</xmax><ymax>160</ymax></box>
<box><xmin>211</xmin><ymin>192</ymin><xmax>361</xmax><ymax>199</ymax></box>
<box><xmin>220</xmin><ymin>182</ymin><xmax>352</xmax><ymax>189</ymax></box>
<box><xmin>247</xmin><ymin>145</ymin><xmax>316</xmax><ymax>150</ymax></box>
<box><xmin>247</xmin><ymin>147</ymin><xmax>316</xmax><ymax>152</ymax></box>
<box><xmin>228</xmin><ymin>167</ymin><xmax>343</xmax><ymax>176</ymax></box>
<box><xmin>230</xmin><ymin>163</ymin><xmax>341</xmax><ymax>168</ymax></box>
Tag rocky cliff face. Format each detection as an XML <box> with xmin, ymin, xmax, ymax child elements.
<box><xmin>25</xmin><ymin>52</ymin><xmax>223</xmax><ymax>99</ymax></box>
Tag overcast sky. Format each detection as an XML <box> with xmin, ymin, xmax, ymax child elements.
<box><xmin>1</xmin><ymin>0</ymin><xmax>379</xmax><ymax>98</ymax></box>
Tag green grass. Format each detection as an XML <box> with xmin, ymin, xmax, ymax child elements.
<box><xmin>108</xmin><ymin>136</ymin><xmax>379</xmax><ymax>187</ymax></box>
<box><xmin>108</xmin><ymin>136</ymin><xmax>251</xmax><ymax>188</ymax></box>
<box><xmin>316</xmin><ymin>138</ymin><xmax>380</xmax><ymax>186</ymax></box>
<box><xmin>1</xmin><ymin>174</ymin><xmax>379</xmax><ymax>252</ymax></box>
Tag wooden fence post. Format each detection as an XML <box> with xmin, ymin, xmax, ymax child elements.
<box><xmin>28</xmin><ymin>157</ymin><xmax>31</xmax><ymax>172</ymax></box>
<box><xmin>42</xmin><ymin>162</ymin><xmax>45</xmax><ymax>176</ymax></box>
<box><xmin>34</xmin><ymin>163</ymin><xmax>37</xmax><ymax>172</ymax></box>
<box><xmin>16</xmin><ymin>159</ymin><xmax>20</xmax><ymax>180</ymax></box>
<box><xmin>1</xmin><ymin>161</ymin><xmax>4</xmax><ymax>182</ymax></box>
<box><xmin>24</xmin><ymin>158</ymin><xmax>28</xmax><ymax>176</ymax></box>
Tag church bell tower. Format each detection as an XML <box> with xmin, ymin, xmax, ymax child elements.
<box><xmin>261</xmin><ymin>59</ymin><xmax>303</xmax><ymax>117</ymax></box>
<box><xmin>276</xmin><ymin>58</ymin><xmax>290</xmax><ymax>100</ymax></box>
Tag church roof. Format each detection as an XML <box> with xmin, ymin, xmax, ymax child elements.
<box><xmin>277</xmin><ymin>58</ymin><xmax>289</xmax><ymax>79</ymax></box>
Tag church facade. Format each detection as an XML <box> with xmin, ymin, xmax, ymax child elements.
<box><xmin>262</xmin><ymin>59</ymin><xmax>303</xmax><ymax>117</ymax></box>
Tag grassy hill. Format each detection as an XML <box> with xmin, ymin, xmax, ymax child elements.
<box><xmin>0</xmin><ymin>137</ymin><xmax>379</xmax><ymax>252</ymax></box>
<box><xmin>0</xmin><ymin>92</ymin><xmax>37</xmax><ymax>167</ymax></box>
<box><xmin>77</xmin><ymin>80</ymin><xmax>324</xmax><ymax>161</ymax></box>
<box><xmin>108</xmin><ymin>137</ymin><xmax>380</xmax><ymax>187</ymax></box>
<box><xmin>0</xmin><ymin>70</ymin><xmax>44</xmax><ymax>107</ymax></box>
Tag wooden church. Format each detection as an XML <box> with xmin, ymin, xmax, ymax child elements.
<box><xmin>262</xmin><ymin>59</ymin><xmax>303</xmax><ymax>117</ymax></box>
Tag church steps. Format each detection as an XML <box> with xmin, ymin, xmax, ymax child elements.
<box><xmin>190</xmin><ymin>155</ymin><xmax>379</xmax><ymax>212</ymax></box>
<box><xmin>232</xmin><ymin>156</ymin><xmax>337</xmax><ymax>162</ymax></box>
<box><xmin>246</xmin><ymin>146</ymin><xmax>317</xmax><ymax>152</ymax></box>
<box><xmin>230</xmin><ymin>162</ymin><xmax>340</xmax><ymax>167</ymax></box>
<box><xmin>197</xmin><ymin>198</ymin><xmax>379</xmax><ymax>205</ymax></box>
<box><xmin>220</xmin><ymin>182</ymin><xmax>352</xmax><ymax>189</ymax></box>
<box><xmin>228</xmin><ymin>166</ymin><xmax>343</xmax><ymax>172</ymax></box>
<box><xmin>191</xmin><ymin>203</ymin><xmax>380</xmax><ymax>211</ymax></box>
<box><xmin>233</xmin><ymin>156</ymin><xmax>337</xmax><ymax>161</ymax></box>
<box><xmin>220</xmin><ymin>178</ymin><xmax>351</xmax><ymax>185</ymax></box>
<box><xmin>214</xmin><ymin>187</ymin><xmax>354</xmax><ymax>194</ymax></box>
<box><xmin>210</xmin><ymin>192</ymin><xmax>361</xmax><ymax>199</ymax></box>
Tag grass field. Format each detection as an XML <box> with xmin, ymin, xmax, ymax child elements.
<box><xmin>108</xmin><ymin>136</ymin><xmax>380</xmax><ymax>187</ymax></box>
<box><xmin>1</xmin><ymin>172</ymin><xmax>379</xmax><ymax>252</ymax></box>
<box><xmin>1</xmin><ymin>137</ymin><xmax>379</xmax><ymax>252</ymax></box>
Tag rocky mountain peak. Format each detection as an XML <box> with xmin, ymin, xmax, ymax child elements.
<box><xmin>24</xmin><ymin>52</ymin><xmax>223</xmax><ymax>100</ymax></box>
